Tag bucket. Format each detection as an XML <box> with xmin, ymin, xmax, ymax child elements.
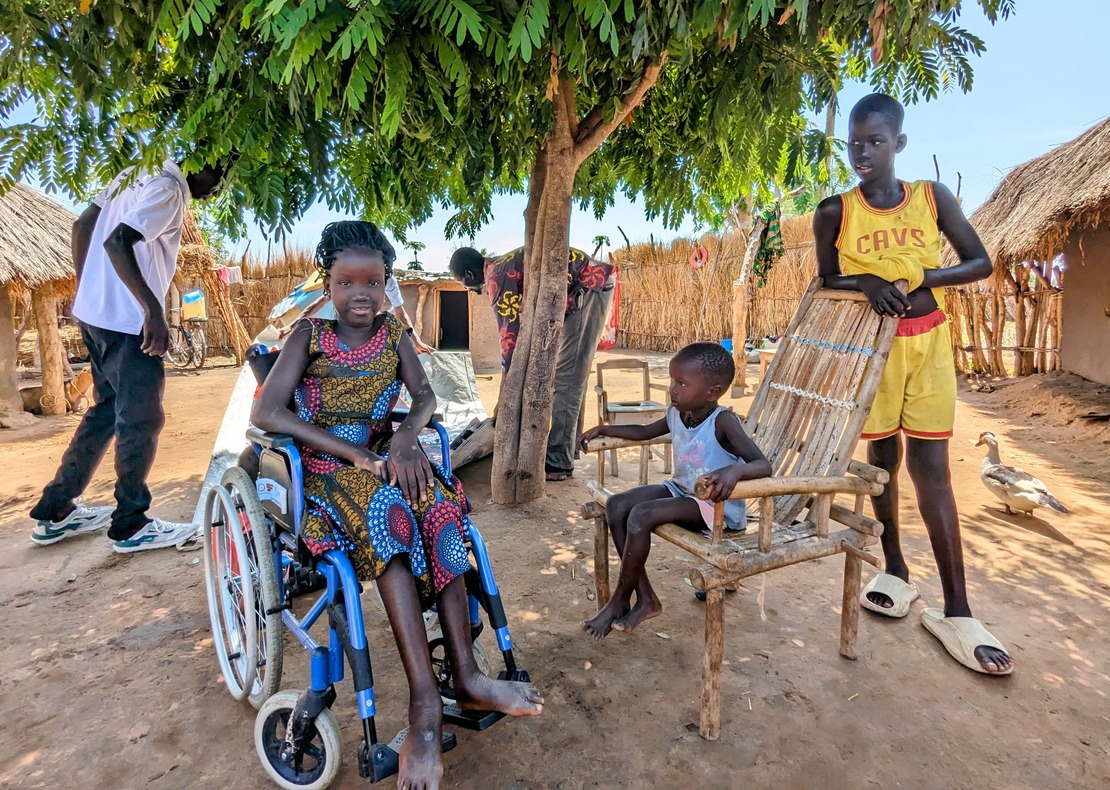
<box><xmin>719</xmin><ymin>338</ymin><xmax>734</xmax><ymax>353</ymax></box>
<box><xmin>181</xmin><ymin>289</ymin><xmax>207</xmax><ymax>320</ymax></box>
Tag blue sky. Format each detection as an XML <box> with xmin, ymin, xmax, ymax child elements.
<box><xmin>9</xmin><ymin>1</ymin><xmax>1109</xmax><ymax>269</ymax></box>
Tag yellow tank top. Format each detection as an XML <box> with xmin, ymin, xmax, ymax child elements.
<box><xmin>835</xmin><ymin>180</ymin><xmax>944</xmax><ymax>305</ymax></box>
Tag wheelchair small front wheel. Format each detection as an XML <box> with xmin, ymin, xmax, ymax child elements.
<box><xmin>255</xmin><ymin>690</ymin><xmax>341</xmax><ymax>790</ymax></box>
<box><xmin>223</xmin><ymin>465</ymin><xmax>284</xmax><ymax>708</ymax></box>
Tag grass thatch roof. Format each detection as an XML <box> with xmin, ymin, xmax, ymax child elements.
<box><xmin>0</xmin><ymin>182</ymin><xmax>76</xmax><ymax>295</ymax></box>
<box><xmin>957</xmin><ymin>116</ymin><xmax>1110</xmax><ymax>270</ymax></box>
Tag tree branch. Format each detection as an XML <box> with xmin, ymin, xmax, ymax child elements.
<box><xmin>560</xmin><ymin>78</ymin><xmax>579</xmax><ymax>140</ymax></box>
<box><xmin>573</xmin><ymin>55</ymin><xmax>667</xmax><ymax>166</ymax></box>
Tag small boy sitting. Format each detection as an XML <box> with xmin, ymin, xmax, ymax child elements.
<box><xmin>578</xmin><ymin>343</ymin><xmax>771</xmax><ymax>638</ymax></box>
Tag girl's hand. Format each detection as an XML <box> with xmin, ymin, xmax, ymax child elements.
<box><xmin>578</xmin><ymin>425</ymin><xmax>606</xmax><ymax>453</ymax></box>
<box><xmin>388</xmin><ymin>428</ymin><xmax>435</xmax><ymax>505</ymax></box>
<box><xmin>699</xmin><ymin>466</ymin><xmax>746</xmax><ymax>502</ymax></box>
<box><xmin>353</xmin><ymin>450</ymin><xmax>390</xmax><ymax>481</ymax></box>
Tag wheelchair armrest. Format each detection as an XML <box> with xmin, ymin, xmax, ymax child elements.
<box><xmin>246</xmin><ymin>426</ymin><xmax>295</xmax><ymax>449</ymax></box>
<box><xmin>390</xmin><ymin>408</ymin><xmax>445</xmax><ymax>427</ymax></box>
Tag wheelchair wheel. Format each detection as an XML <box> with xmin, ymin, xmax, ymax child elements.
<box><xmin>427</xmin><ymin>610</ymin><xmax>493</xmax><ymax>702</ymax></box>
<box><xmin>202</xmin><ymin>484</ymin><xmax>258</xmax><ymax>702</ymax></box>
<box><xmin>223</xmin><ymin>465</ymin><xmax>284</xmax><ymax>708</ymax></box>
<box><xmin>255</xmin><ymin>690</ymin><xmax>341</xmax><ymax>790</ymax></box>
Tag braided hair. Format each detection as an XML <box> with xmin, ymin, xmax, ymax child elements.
<box><xmin>314</xmin><ymin>221</ymin><xmax>397</xmax><ymax>279</ymax></box>
<box><xmin>674</xmin><ymin>342</ymin><xmax>735</xmax><ymax>388</ymax></box>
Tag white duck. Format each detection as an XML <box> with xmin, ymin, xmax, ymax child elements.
<box><xmin>975</xmin><ymin>432</ymin><xmax>1067</xmax><ymax>516</ymax></box>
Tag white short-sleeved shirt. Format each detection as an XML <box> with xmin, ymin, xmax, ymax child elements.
<box><xmin>71</xmin><ymin>160</ymin><xmax>189</xmax><ymax>335</ymax></box>
<box><xmin>384</xmin><ymin>275</ymin><xmax>403</xmax><ymax>309</ymax></box>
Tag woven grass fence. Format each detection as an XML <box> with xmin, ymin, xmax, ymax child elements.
<box><xmin>173</xmin><ymin>243</ymin><xmax>317</xmax><ymax>351</ymax></box>
<box><xmin>611</xmin><ymin>214</ymin><xmax>815</xmax><ymax>354</ymax></box>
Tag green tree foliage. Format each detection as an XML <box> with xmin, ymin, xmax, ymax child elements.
<box><xmin>0</xmin><ymin>0</ymin><xmax>1014</xmax><ymax>501</ymax></box>
<box><xmin>1</xmin><ymin>1</ymin><xmax>1011</xmax><ymax>233</ymax></box>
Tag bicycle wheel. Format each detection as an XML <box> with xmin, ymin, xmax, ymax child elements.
<box><xmin>166</xmin><ymin>325</ymin><xmax>193</xmax><ymax>368</ymax></box>
<box><xmin>189</xmin><ymin>323</ymin><xmax>207</xmax><ymax>369</ymax></box>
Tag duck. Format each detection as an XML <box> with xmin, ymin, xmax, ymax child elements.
<box><xmin>975</xmin><ymin>431</ymin><xmax>1067</xmax><ymax>516</ymax></box>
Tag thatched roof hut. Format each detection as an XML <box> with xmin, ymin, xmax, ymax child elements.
<box><xmin>949</xmin><ymin>116</ymin><xmax>1110</xmax><ymax>385</ymax></box>
<box><xmin>959</xmin><ymin>116</ymin><xmax>1110</xmax><ymax>271</ymax></box>
<box><xmin>0</xmin><ymin>183</ymin><xmax>77</xmax><ymax>421</ymax></box>
<box><xmin>0</xmin><ymin>182</ymin><xmax>77</xmax><ymax>298</ymax></box>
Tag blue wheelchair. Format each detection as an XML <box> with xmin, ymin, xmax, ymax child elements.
<box><xmin>202</xmin><ymin>351</ymin><xmax>527</xmax><ymax>789</ymax></box>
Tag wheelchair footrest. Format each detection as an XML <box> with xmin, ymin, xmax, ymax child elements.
<box><xmin>360</xmin><ymin>729</ymin><xmax>457</xmax><ymax>782</ymax></box>
<box><xmin>442</xmin><ymin>704</ymin><xmax>505</xmax><ymax>732</ymax></box>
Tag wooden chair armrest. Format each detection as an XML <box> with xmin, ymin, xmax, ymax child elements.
<box><xmin>693</xmin><ymin>474</ymin><xmax>884</xmax><ymax>500</ymax></box>
<box><xmin>583</xmin><ymin>435</ymin><xmax>672</xmax><ymax>453</ymax></box>
<box><xmin>847</xmin><ymin>460</ymin><xmax>890</xmax><ymax>486</ymax></box>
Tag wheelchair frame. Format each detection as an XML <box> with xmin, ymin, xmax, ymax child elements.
<box><xmin>203</xmin><ymin>408</ymin><xmax>527</xmax><ymax>789</ymax></box>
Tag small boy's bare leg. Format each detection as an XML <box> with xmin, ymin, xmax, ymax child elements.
<box><xmin>611</xmin><ymin>497</ymin><xmax>704</xmax><ymax>633</ymax></box>
<box><xmin>583</xmin><ymin>486</ymin><xmax>671</xmax><ymax>639</ymax></box>
<box><xmin>905</xmin><ymin>438</ymin><xmax>1012</xmax><ymax>673</ymax></box>
<box><xmin>866</xmin><ymin>436</ymin><xmax>911</xmax><ymax>609</ymax></box>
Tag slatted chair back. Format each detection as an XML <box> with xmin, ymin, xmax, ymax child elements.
<box><xmin>744</xmin><ymin>277</ymin><xmax>901</xmax><ymax>526</ymax></box>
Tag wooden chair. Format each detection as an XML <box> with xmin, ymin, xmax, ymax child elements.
<box><xmin>594</xmin><ymin>359</ymin><xmax>670</xmax><ymax>484</ymax></box>
<box><xmin>581</xmin><ymin>278</ymin><xmax>904</xmax><ymax>741</ymax></box>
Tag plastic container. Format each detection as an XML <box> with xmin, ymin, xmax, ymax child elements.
<box><xmin>719</xmin><ymin>338</ymin><xmax>734</xmax><ymax>353</ymax></box>
<box><xmin>181</xmin><ymin>289</ymin><xmax>207</xmax><ymax>320</ymax></box>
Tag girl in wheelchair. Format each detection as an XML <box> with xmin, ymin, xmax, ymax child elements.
<box><xmin>253</xmin><ymin>221</ymin><xmax>543</xmax><ymax>789</ymax></box>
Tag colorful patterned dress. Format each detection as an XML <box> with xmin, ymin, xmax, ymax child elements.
<box><xmin>296</xmin><ymin>316</ymin><xmax>473</xmax><ymax>601</ymax></box>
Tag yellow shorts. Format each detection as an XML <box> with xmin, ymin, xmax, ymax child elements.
<box><xmin>862</xmin><ymin>311</ymin><xmax>956</xmax><ymax>441</ymax></box>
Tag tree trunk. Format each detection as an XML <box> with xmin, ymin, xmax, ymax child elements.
<box><xmin>490</xmin><ymin>99</ymin><xmax>577</xmax><ymax>504</ymax></box>
<box><xmin>32</xmin><ymin>288</ymin><xmax>66</xmax><ymax>415</ymax></box>
<box><xmin>489</xmin><ymin>59</ymin><xmax>665</xmax><ymax>503</ymax></box>
<box><xmin>0</xmin><ymin>283</ymin><xmax>25</xmax><ymax>414</ymax></box>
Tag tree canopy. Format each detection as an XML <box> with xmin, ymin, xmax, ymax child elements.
<box><xmin>1</xmin><ymin>1</ymin><xmax>1012</xmax><ymax>237</ymax></box>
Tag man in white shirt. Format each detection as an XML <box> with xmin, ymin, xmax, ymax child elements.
<box><xmin>29</xmin><ymin>156</ymin><xmax>227</xmax><ymax>553</ymax></box>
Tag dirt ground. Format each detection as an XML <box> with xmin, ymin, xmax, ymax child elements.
<box><xmin>0</xmin><ymin>351</ymin><xmax>1107</xmax><ymax>790</ymax></box>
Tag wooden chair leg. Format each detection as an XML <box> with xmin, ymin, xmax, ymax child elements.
<box><xmin>638</xmin><ymin>446</ymin><xmax>649</xmax><ymax>485</ymax></box>
<box><xmin>607</xmin><ymin>448</ymin><xmax>619</xmax><ymax>478</ymax></box>
<box><xmin>594</xmin><ymin>516</ymin><xmax>610</xmax><ymax>609</ymax></box>
<box><xmin>663</xmin><ymin>443</ymin><xmax>672</xmax><ymax>475</ymax></box>
<box><xmin>699</xmin><ymin>587</ymin><xmax>725</xmax><ymax>740</ymax></box>
<box><xmin>839</xmin><ymin>551</ymin><xmax>863</xmax><ymax>660</ymax></box>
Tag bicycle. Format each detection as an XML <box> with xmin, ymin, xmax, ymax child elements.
<box><xmin>166</xmin><ymin>308</ymin><xmax>209</xmax><ymax>370</ymax></box>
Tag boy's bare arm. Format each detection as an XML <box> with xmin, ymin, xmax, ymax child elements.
<box><xmin>578</xmin><ymin>417</ymin><xmax>668</xmax><ymax>451</ymax></box>
<box><xmin>702</xmin><ymin>411</ymin><xmax>773</xmax><ymax>501</ymax></box>
<box><xmin>921</xmin><ymin>181</ymin><xmax>992</xmax><ymax>287</ymax></box>
<box><xmin>813</xmin><ymin>196</ymin><xmax>911</xmax><ymax>316</ymax></box>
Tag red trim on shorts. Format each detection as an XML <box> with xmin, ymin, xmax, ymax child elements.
<box><xmin>895</xmin><ymin>309</ymin><xmax>946</xmax><ymax>337</ymax></box>
<box><xmin>903</xmin><ymin>428</ymin><xmax>953</xmax><ymax>440</ymax></box>
<box><xmin>861</xmin><ymin>428</ymin><xmax>901</xmax><ymax>441</ymax></box>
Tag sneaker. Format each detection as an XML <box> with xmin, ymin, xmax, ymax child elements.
<box><xmin>30</xmin><ymin>504</ymin><xmax>113</xmax><ymax>546</ymax></box>
<box><xmin>112</xmin><ymin>518</ymin><xmax>197</xmax><ymax>554</ymax></box>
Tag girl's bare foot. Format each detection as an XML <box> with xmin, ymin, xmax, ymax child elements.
<box><xmin>454</xmin><ymin>669</ymin><xmax>544</xmax><ymax>716</ymax></box>
<box><xmin>398</xmin><ymin>702</ymin><xmax>444</xmax><ymax>790</ymax></box>
<box><xmin>581</xmin><ymin>597</ymin><xmax>628</xmax><ymax>639</ymax></box>
<box><xmin>611</xmin><ymin>593</ymin><xmax>662</xmax><ymax>633</ymax></box>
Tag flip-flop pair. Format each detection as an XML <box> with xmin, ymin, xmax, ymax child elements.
<box><xmin>860</xmin><ymin>573</ymin><xmax>1013</xmax><ymax>676</ymax></box>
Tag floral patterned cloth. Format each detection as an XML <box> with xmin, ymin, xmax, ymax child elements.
<box><xmin>483</xmin><ymin>246</ymin><xmax>614</xmax><ymax>372</ymax></box>
<box><xmin>296</xmin><ymin>316</ymin><xmax>474</xmax><ymax>600</ymax></box>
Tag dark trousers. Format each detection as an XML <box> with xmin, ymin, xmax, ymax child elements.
<box><xmin>546</xmin><ymin>285</ymin><xmax>615</xmax><ymax>472</ymax></box>
<box><xmin>30</xmin><ymin>323</ymin><xmax>166</xmax><ymax>540</ymax></box>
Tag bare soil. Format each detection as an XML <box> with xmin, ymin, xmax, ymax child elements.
<box><xmin>0</xmin><ymin>352</ymin><xmax>1107</xmax><ymax>789</ymax></box>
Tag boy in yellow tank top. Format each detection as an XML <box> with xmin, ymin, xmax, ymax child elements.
<box><xmin>814</xmin><ymin>94</ymin><xmax>1012</xmax><ymax>676</ymax></box>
